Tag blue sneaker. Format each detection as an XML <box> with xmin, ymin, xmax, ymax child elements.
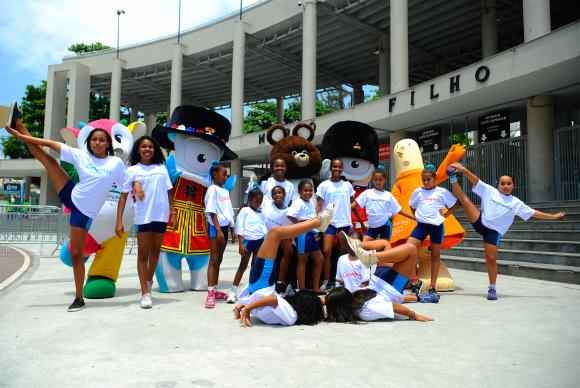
<box><xmin>419</xmin><ymin>289</ymin><xmax>440</xmax><ymax>304</ymax></box>
<box><xmin>487</xmin><ymin>287</ymin><xmax>498</xmax><ymax>301</ymax></box>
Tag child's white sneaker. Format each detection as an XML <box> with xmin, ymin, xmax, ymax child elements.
<box><xmin>140</xmin><ymin>293</ymin><xmax>152</xmax><ymax>309</ymax></box>
<box><xmin>227</xmin><ymin>287</ymin><xmax>237</xmax><ymax>304</ymax></box>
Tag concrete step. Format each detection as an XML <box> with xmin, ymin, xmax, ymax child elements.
<box><xmin>454</xmin><ymin>211</ymin><xmax>580</xmax><ymax>223</ymax></box>
<box><xmin>447</xmin><ymin>246</ymin><xmax>580</xmax><ymax>267</ymax></box>
<box><xmin>489</xmin><ymin>229</ymin><xmax>580</xmax><ymax>241</ymax></box>
<box><xmin>461</xmin><ymin>237</ymin><xmax>580</xmax><ymax>254</ymax></box>
<box><xmin>458</xmin><ymin>220</ymin><xmax>580</xmax><ymax>231</ymax></box>
<box><xmin>443</xmin><ymin>255</ymin><xmax>580</xmax><ymax>284</ymax></box>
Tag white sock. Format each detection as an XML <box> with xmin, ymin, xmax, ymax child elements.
<box><xmin>489</xmin><ymin>284</ymin><xmax>496</xmax><ymax>290</ymax></box>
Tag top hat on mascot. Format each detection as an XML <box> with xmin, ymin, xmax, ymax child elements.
<box><xmin>153</xmin><ymin>105</ymin><xmax>237</xmax><ymax>161</ymax></box>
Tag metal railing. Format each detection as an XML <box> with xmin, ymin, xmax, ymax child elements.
<box><xmin>424</xmin><ymin>136</ymin><xmax>528</xmax><ymax>203</ymax></box>
<box><xmin>0</xmin><ymin>204</ymin><xmax>68</xmax><ymax>252</ymax></box>
<box><xmin>555</xmin><ymin>126</ymin><xmax>580</xmax><ymax>200</ymax></box>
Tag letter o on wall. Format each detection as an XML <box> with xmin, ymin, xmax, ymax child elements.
<box><xmin>475</xmin><ymin>65</ymin><xmax>490</xmax><ymax>83</ymax></box>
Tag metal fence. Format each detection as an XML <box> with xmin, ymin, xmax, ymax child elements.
<box><xmin>0</xmin><ymin>205</ymin><xmax>68</xmax><ymax>253</ymax></box>
<box><xmin>555</xmin><ymin>126</ymin><xmax>580</xmax><ymax>200</ymax></box>
<box><xmin>424</xmin><ymin>136</ymin><xmax>528</xmax><ymax>203</ymax></box>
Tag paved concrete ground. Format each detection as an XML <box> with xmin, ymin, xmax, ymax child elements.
<box><xmin>0</xmin><ymin>246</ymin><xmax>25</xmax><ymax>283</ymax></box>
<box><xmin>1</xmin><ymin>243</ymin><xmax>579</xmax><ymax>388</ymax></box>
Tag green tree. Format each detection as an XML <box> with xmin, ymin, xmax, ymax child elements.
<box><xmin>243</xmin><ymin>101</ymin><xmax>277</xmax><ymax>134</ymax></box>
<box><xmin>89</xmin><ymin>93</ymin><xmax>110</xmax><ymax>120</ymax></box>
<box><xmin>68</xmin><ymin>42</ymin><xmax>111</xmax><ymax>55</ymax></box>
<box><xmin>450</xmin><ymin>132</ymin><xmax>471</xmax><ymax>147</ymax></box>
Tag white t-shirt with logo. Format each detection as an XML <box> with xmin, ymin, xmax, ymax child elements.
<box><xmin>235</xmin><ymin>207</ymin><xmax>267</xmax><ymax>241</ymax></box>
<box><xmin>260</xmin><ymin>177</ymin><xmax>295</xmax><ymax>208</ymax></box>
<box><xmin>262</xmin><ymin>201</ymin><xmax>291</xmax><ymax>229</ymax></box>
<box><xmin>121</xmin><ymin>163</ymin><xmax>173</xmax><ymax>225</ymax></box>
<box><xmin>473</xmin><ymin>180</ymin><xmax>535</xmax><ymax>235</ymax></box>
<box><xmin>316</xmin><ymin>180</ymin><xmax>355</xmax><ymax>228</ymax></box>
<box><xmin>335</xmin><ymin>254</ymin><xmax>370</xmax><ymax>292</ymax></box>
<box><xmin>286</xmin><ymin>197</ymin><xmax>317</xmax><ymax>221</ymax></box>
<box><xmin>59</xmin><ymin>144</ymin><xmax>126</xmax><ymax>219</ymax></box>
<box><xmin>204</xmin><ymin>184</ymin><xmax>235</xmax><ymax>227</ymax></box>
<box><xmin>410</xmin><ymin>187</ymin><xmax>457</xmax><ymax>226</ymax></box>
<box><xmin>238</xmin><ymin>286</ymin><xmax>297</xmax><ymax>326</ymax></box>
<box><xmin>356</xmin><ymin>189</ymin><xmax>402</xmax><ymax>228</ymax></box>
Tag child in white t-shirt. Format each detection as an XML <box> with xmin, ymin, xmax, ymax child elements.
<box><xmin>287</xmin><ymin>180</ymin><xmax>324</xmax><ymax>291</ymax></box>
<box><xmin>6</xmin><ymin>123</ymin><xmax>126</xmax><ymax>312</ymax></box>
<box><xmin>116</xmin><ymin>136</ymin><xmax>173</xmax><ymax>309</ymax></box>
<box><xmin>448</xmin><ymin>162</ymin><xmax>565</xmax><ymax>300</ymax></box>
<box><xmin>356</xmin><ymin>170</ymin><xmax>415</xmax><ymax>242</ymax></box>
<box><xmin>204</xmin><ymin>164</ymin><xmax>235</xmax><ymax>309</ymax></box>
<box><xmin>325</xmin><ymin>287</ymin><xmax>432</xmax><ymax>323</ymax></box>
<box><xmin>407</xmin><ymin>163</ymin><xmax>459</xmax><ymax>303</ymax></box>
<box><xmin>260</xmin><ymin>157</ymin><xmax>295</xmax><ymax>208</ymax></box>
<box><xmin>234</xmin><ymin>286</ymin><xmax>324</xmax><ymax>327</ymax></box>
<box><xmin>262</xmin><ymin>185</ymin><xmax>293</xmax><ymax>293</ymax></box>
<box><xmin>230</xmin><ymin>189</ymin><xmax>268</xmax><ymax>303</ymax></box>
<box><xmin>316</xmin><ymin>159</ymin><xmax>355</xmax><ymax>290</ymax></box>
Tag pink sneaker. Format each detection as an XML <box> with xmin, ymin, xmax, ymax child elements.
<box><xmin>204</xmin><ymin>290</ymin><xmax>216</xmax><ymax>309</ymax></box>
<box><xmin>214</xmin><ymin>290</ymin><xmax>228</xmax><ymax>300</ymax></box>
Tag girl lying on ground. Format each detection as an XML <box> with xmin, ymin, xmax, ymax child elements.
<box><xmin>325</xmin><ymin>287</ymin><xmax>433</xmax><ymax>323</ymax></box>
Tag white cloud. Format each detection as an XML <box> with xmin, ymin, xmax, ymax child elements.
<box><xmin>0</xmin><ymin>0</ymin><xmax>261</xmax><ymax>77</ymax></box>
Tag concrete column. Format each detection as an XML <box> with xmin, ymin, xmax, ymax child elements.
<box><xmin>523</xmin><ymin>0</ymin><xmax>551</xmax><ymax>42</ymax></box>
<box><xmin>526</xmin><ymin>95</ymin><xmax>554</xmax><ymax>201</ymax></box>
<box><xmin>390</xmin><ymin>0</ymin><xmax>409</xmax><ymax>93</ymax></box>
<box><xmin>145</xmin><ymin>112</ymin><xmax>157</xmax><ymax>134</ymax></box>
<box><xmin>129</xmin><ymin>106</ymin><xmax>138</xmax><ymax>122</ymax></box>
<box><xmin>230</xmin><ymin>158</ymin><xmax>242</xmax><ymax>208</ymax></box>
<box><xmin>23</xmin><ymin>176</ymin><xmax>32</xmax><ymax>203</ymax></box>
<box><xmin>44</xmin><ymin>66</ymin><xmax>67</xmax><ymax>140</ymax></box>
<box><xmin>170</xmin><ymin>44</ymin><xmax>183</xmax><ymax>114</ymax></box>
<box><xmin>389</xmin><ymin>130</ymin><xmax>408</xmax><ymax>184</ymax></box>
<box><xmin>276</xmin><ymin>96</ymin><xmax>285</xmax><ymax>123</ymax></box>
<box><xmin>353</xmin><ymin>83</ymin><xmax>364</xmax><ymax>105</ymax></box>
<box><xmin>301</xmin><ymin>0</ymin><xmax>317</xmax><ymax>121</ymax></box>
<box><xmin>110</xmin><ymin>58</ymin><xmax>124</xmax><ymax>121</ymax></box>
<box><xmin>66</xmin><ymin>62</ymin><xmax>90</xmax><ymax>129</ymax></box>
<box><xmin>231</xmin><ymin>20</ymin><xmax>247</xmax><ymax>138</ymax></box>
<box><xmin>378</xmin><ymin>35</ymin><xmax>389</xmax><ymax>95</ymax></box>
<box><xmin>481</xmin><ymin>0</ymin><xmax>498</xmax><ymax>58</ymax></box>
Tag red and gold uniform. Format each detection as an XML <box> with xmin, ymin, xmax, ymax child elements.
<box><xmin>161</xmin><ymin>176</ymin><xmax>210</xmax><ymax>255</ymax></box>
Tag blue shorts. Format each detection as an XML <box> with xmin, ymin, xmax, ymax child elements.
<box><xmin>249</xmin><ymin>257</ymin><xmax>277</xmax><ymax>294</ymax></box>
<box><xmin>410</xmin><ymin>222</ymin><xmax>444</xmax><ymax>244</ymax></box>
<box><xmin>295</xmin><ymin>231</ymin><xmax>320</xmax><ymax>255</ymax></box>
<box><xmin>208</xmin><ymin>224</ymin><xmax>230</xmax><ymax>240</ymax></box>
<box><xmin>365</xmin><ymin>220</ymin><xmax>392</xmax><ymax>240</ymax></box>
<box><xmin>243</xmin><ymin>238</ymin><xmax>264</xmax><ymax>253</ymax></box>
<box><xmin>472</xmin><ymin>215</ymin><xmax>501</xmax><ymax>246</ymax></box>
<box><xmin>325</xmin><ymin>225</ymin><xmax>352</xmax><ymax>236</ymax></box>
<box><xmin>58</xmin><ymin>180</ymin><xmax>92</xmax><ymax>230</ymax></box>
<box><xmin>374</xmin><ymin>266</ymin><xmax>409</xmax><ymax>294</ymax></box>
<box><xmin>137</xmin><ymin>222</ymin><xmax>167</xmax><ymax>233</ymax></box>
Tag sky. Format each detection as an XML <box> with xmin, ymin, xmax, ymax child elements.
<box><xmin>0</xmin><ymin>0</ymin><xmax>262</xmax><ymax>104</ymax></box>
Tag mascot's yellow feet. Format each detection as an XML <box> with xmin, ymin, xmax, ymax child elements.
<box><xmin>436</xmin><ymin>144</ymin><xmax>466</xmax><ymax>183</ymax></box>
<box><xmin>84</xmin><ymin>276</ymin><xmax>116</xmax><ymax>299</ymax></box>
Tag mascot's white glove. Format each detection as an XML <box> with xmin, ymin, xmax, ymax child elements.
<box><xmin>320</xmin><ymin>158</ymin><xmax>331</xmax><ymax>181</ymax></box>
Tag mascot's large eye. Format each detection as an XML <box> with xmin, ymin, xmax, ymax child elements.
<box><xmin>301</xmin><ymin>149</ymin><xmax>309</xmax><ymax>155</ymax></box>
<box><xmin>197</xmin><ymin>154</ymin><xmax>207</xmax><ymax>163</ymax></box>
<box><xmin>114</xmin><ymin>134</ymin><xmax>122</xmax><ymax>143</ymax></box>
<box><xmin>291</xmin><ymin>151</ymin><xmax>298</xmax><ymax>156</ymax></box>
<box><xmin>351</xmin><ymin>160</ymin><xmax>359</xmax><ymax>169</ymax></box>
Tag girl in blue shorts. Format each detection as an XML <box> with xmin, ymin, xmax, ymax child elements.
<box><xmin>116</xmin><ymin>136</ymin><xmax>173</xmax><ymax>309</ymax></box>
<box><xmin>231</xmin><ymin>188</ymin><xmax>267</xmax><ymax>303</ymax></box>
<box><xmin>448</xmin><ymin>162</ymin><xmax>565</xmax><ymax>300</ymax></box>
<box><xmin>287</xmin><ymin>180</ymin><xmax>324</xmax><ymax>292</ymax></box>
<box><xmin>408</xmin><ymin>163</ymin><xmax>459</xmax><ymax>303</ymax></box>
<box><xmin>6</xmin><ymin>121</ymin><xmax>126</xmax><ymax>312</ymax></box>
